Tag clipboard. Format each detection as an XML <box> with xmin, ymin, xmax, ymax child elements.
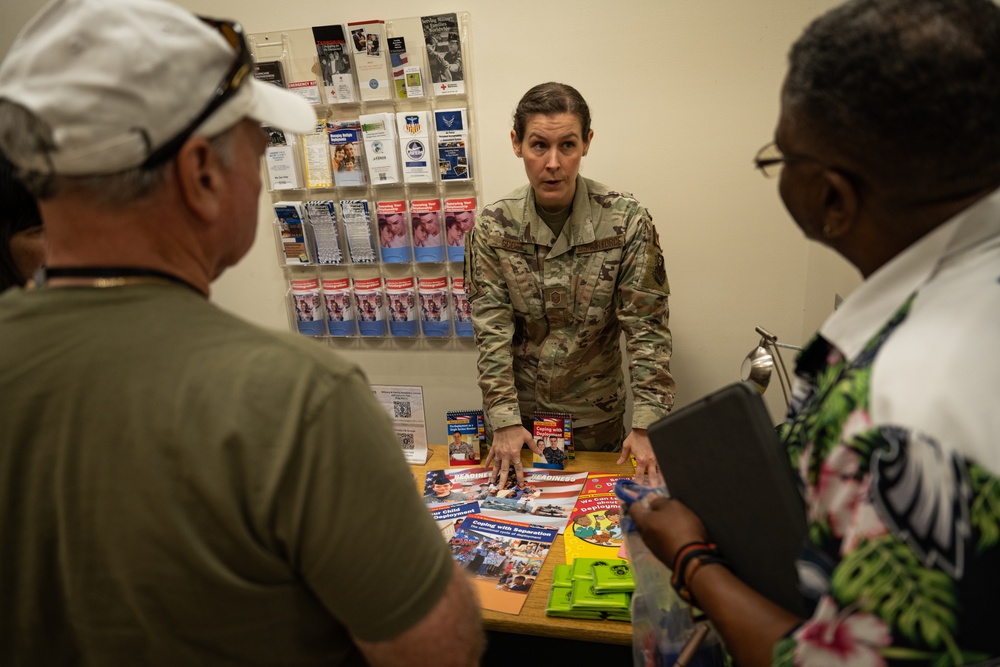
<box><xmin>648</xmin><ymin>381</ymin><xmax>807</xmax><ymax>615</ymax></box>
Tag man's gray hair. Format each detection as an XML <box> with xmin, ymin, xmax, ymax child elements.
<box><xmin>0</xmin><ymin>101</ymin><xmax>237</xmax><ymax>206</ymax></box>
<box><xmin>785</xmin><ymin>0</ymin><xmax>1000</xmax><ymax>193</ymax></box>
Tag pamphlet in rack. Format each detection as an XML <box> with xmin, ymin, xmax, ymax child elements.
<box><xmin>274</xmin><ymin>201</ymin><xmax>310</xmax><ymax>265</ymax></box>
<box><xmin>328</xmin><ymin>121</ymin><xmax>367</xmax><ymax>187</ymax></box>
<box><xmin>348</xmin><ymin>20</ymin><xmax>391</xmax><ymax>101</ymax></box>
<box><xmin>302</xmin><ymin>121</ymin><xmax>334</xmax><ymax>189</ymax></box>
<box><xmin>322</xmin><ymin>277</ymin><xmax>355</xmax><ymax>337</ymax></box>
<box><xmin>353</xmin><ymin>276</ymin><xmax>386</xmax><ymax>336</ymax></box>
<box><xmin>421</xmin><ymin>13</ymin><xmax>465</xmax><ymax>96</ymax></box>
<box><xmin>312</xmin><ymin>24</ymin><xmax>357</xmax><ymax>104</ymax></box>
<box><xmin>444</xmin><ymin>196</ymin><xmax>475</xmax><ymax>261</ymax></box>
<box><xmin>304</xmin><ymin>200</ymin><xmax>342</xmax><ymax>264</ymax></box>
<box><xmin>396</xmin><ymin>111</ymin><xmax>434</xmax><ymax>184</ymax></box>
<box><xmin>376</xmin><ymin>199</ymin><xmax>411</xmax><ymax>263</ymax></box>
<box><xmin>388</xmin><ymin>36</ymin><xmax>423</xmax><ymax>99</ymax></box>
<box><xmin>434</xmin><ymin>108</ymin><xmax>471</xmax><ymax>181</ymax></box>
<box><xmin>385</xmin><ymin>276</ymin><xmax>418</xmax><ymax>337</ymax></box>
<box><xmin>264</xmin><ymin>128</ymin><xmax>301</xmax><ymax>190</ymax></box>
<box><xmin>340</xmin><ymin>199</ymin><xmax>377</xmax><ymax>263</ymax></box>
<box><xmin>410</xmin><ymin>198</ymin><xmax>444</xmax><ymax>262</ymax></box>
<box><xmin>418</xmin><ymin>275</ymin><xmax>450</xmax><ymax>337</ymax></box>
<box><xmin>360</xmin><ymin>112</ymin><xmax>401</xmax><ymax>185</ymax></box>
<box><xmin>451</xmin><ymin>277</ymin><xmax>472</xmax><ymax>337</ymax></box>
<box><xmin>253</xmin><ymin>60</ymin><xmax>287</xmax><ymax>88</ymax></box>
<box><xmin>290</xmin><ymin>277</ymin><xmax>323</xmax><ymax>336</ymax></box>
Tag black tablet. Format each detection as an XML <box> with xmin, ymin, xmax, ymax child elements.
<box><xmin>649</xmin><ymin>381</ymin><xmax>806</xmax><ymax>615</ymax></box>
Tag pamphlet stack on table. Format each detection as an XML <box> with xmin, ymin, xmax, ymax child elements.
<box><xmin>546</xmin><ymin>559</ymin><xmax>634</xmax><ymax>622</ymax></box>
<box><xmin>410</xmin><ymin>444</ymin><xmax>638</xmax><ymax>645</ymax></box>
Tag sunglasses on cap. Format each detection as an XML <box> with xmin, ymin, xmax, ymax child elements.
<box><xmin>141</xmin><ymin>17</ymin><xmax>252</xmax><ymax>169</ymax></box>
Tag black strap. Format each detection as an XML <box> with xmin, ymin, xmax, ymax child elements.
<box><xmin>42</xmin><ymin>266</ymin><xmax>200</xmax><ymax>294</ymax></box>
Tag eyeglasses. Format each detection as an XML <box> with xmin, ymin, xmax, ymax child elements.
<box><xmin>141</xmin><ymin>17</ymin><xmax>252</xmax><ymax>169</ymax></box>
<box><xmin>753</xmin><ymin>141</ymin><xmax>824</xmax><ymax>178</ymax></box>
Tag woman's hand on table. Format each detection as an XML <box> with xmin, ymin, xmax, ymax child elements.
<box><xmin>484</xmin><ymin>425</ymin><xmax>539</xmax><ymax>487</ymax></box>
<box><xmin>618</xmin><ymin>428</ymin><xmax>660</xmax><ymax>483</ymax></box>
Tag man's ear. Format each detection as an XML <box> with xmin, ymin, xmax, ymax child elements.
<box><xmin>174</xmin><ymin>136</ymin><xmax>227</xmax><ymax>224</ymax></box>
<box><xmin>819</xmin><ymin>168</ymin><xmax>859</xmax><ymax>240</ymax></box>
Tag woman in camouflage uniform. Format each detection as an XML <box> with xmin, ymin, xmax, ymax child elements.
<box><xmin>465</xmin><ymin>82</ymin><xmax>675</xmax><ymax>488</ymax></box>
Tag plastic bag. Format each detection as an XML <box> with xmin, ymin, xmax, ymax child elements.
<box><xmin>615</xmin><ymin>479</ymin><xmax>726</xmax><ymax>667</ymax></box>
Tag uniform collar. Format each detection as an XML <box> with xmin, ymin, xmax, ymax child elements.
<box><xmin>523</xmin><ymin>175</ymin><xmax>596</xmax><ymax>258</ymax></box>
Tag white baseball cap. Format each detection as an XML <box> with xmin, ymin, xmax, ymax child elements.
<box><xmin>0</xmin><ymin>0</ymin><xmax>316</xmax><ymax>175</ymax></box>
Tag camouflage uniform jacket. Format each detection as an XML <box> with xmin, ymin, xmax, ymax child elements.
<box><xmin>464</xmin><ymin>175</ymin><xmax>675</xmax><ymax>432</ymax></box>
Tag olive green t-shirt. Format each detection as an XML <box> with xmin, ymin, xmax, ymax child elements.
<box><xmin>0</xmin><ymin>285</ymin><xmax>453</xmax><ymax>666</ymax></box>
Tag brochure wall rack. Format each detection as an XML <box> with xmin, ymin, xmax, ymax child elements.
<box><xmin>249</xmin><ymin>12</ymin><xmax>480</xmax><ymax>342</ymax></box>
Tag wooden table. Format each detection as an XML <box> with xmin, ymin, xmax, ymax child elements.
<box><xmin>411</xmin><ymin>444</ymin><xmax>635</xmax><ymax>646</ymax></box>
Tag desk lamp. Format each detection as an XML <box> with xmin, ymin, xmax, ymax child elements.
<box><xmin>741</xmin><ymin>326</ymin><xmax>800</xmax><ymax>408</ymax></box>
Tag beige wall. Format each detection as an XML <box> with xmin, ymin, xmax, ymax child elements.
<box><xmin>1</xmin><ymin>0</ymin><xmax>862</xmax><ymax>440</ymax></box>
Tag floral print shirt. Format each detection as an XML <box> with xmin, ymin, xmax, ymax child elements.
<box><xmin>771</xmin><ymin>296</ymin><xmax>1000</xmax><ymax>667</ymax></box>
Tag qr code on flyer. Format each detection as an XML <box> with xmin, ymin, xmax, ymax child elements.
<box><xmin>393</xmin><ymin>401</ymin><xmax>412</xmax><ymax>419</ymax></box>
<box><xmin>397</xmin><ymin>431</ymin><xmax>414</xmax><ymax>450</ymax></box>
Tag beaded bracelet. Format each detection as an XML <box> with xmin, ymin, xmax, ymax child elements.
<box><xmin>676</xmin><ymin>553</ymin><xmax>729</xmax><ymax>605</ymax></box>
<box><xmin>670</xmin><ymin>542</ymin><xmax>718</xmax><ymax>590</ymax></box>
<box><xmin>670</xmin><ymin>541</ymin><xmax>728</xmax><ymax>605</ymax></box>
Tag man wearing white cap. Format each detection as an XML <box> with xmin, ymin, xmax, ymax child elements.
<box><xmin>0</xmin><ymin>1</ymin><xmax>483</xmax><ymax>665</ymax></box>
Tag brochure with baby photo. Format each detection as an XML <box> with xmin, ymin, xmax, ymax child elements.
<box><xmin>328</xmin><ymin>121</ymin><xmax>367</xmax><ymax>187</ymax></box>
